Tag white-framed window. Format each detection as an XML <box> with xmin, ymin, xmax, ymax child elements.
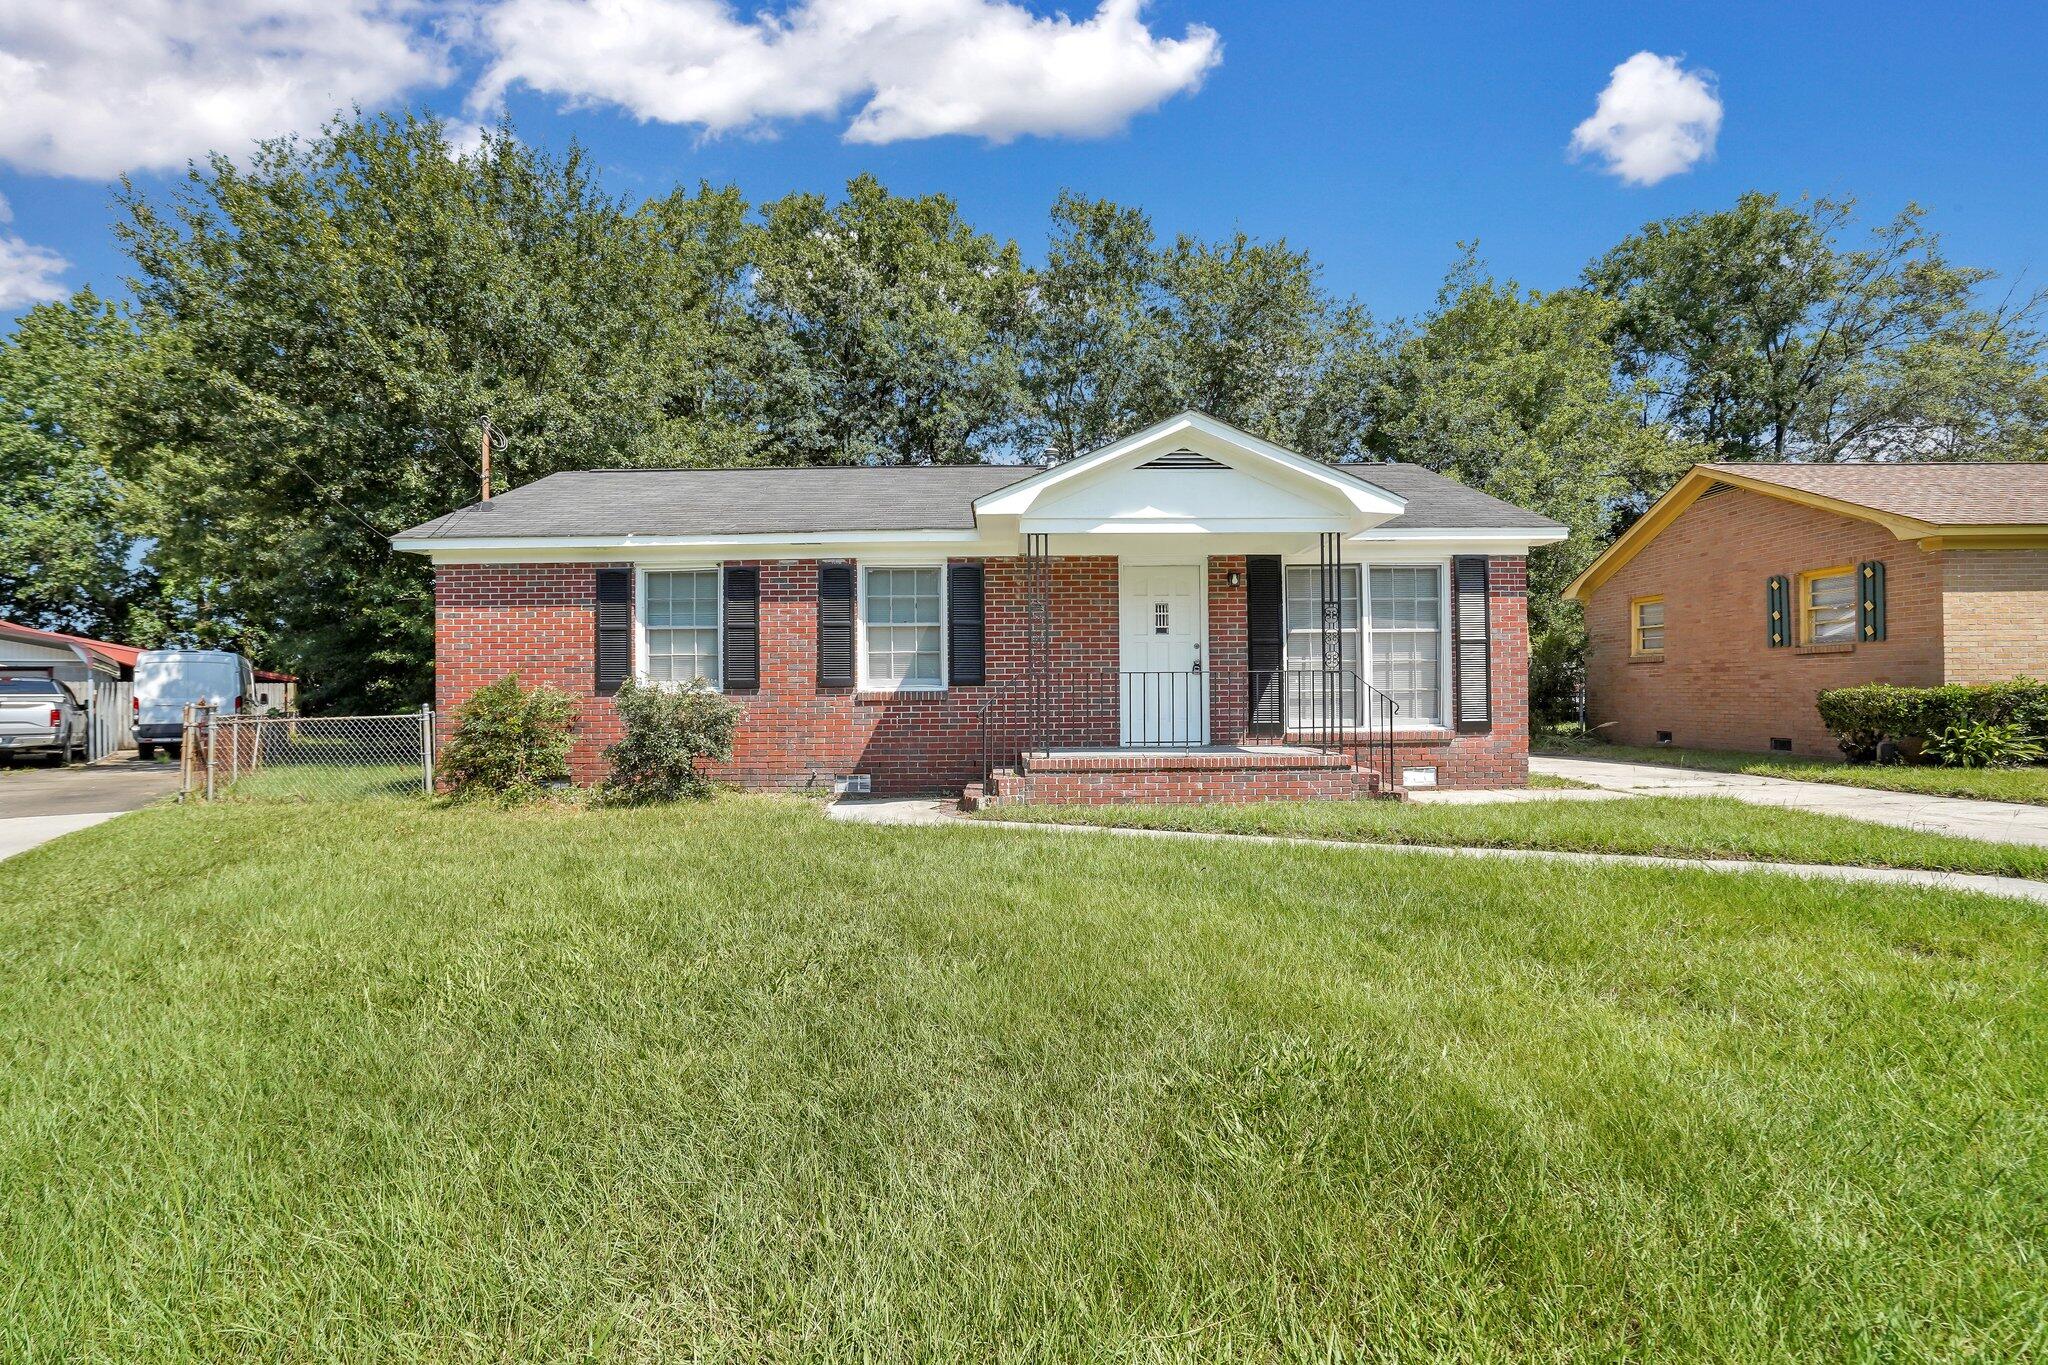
<box><xmin>1284</xmin><ymin>564</ymin><xmax>1362</xmax><ymax>727</ymax></box>
<box><xmin>640</xmin><ymin>568</ymin><xmax>722</xmax><ymax>686</ymax></box>
<box><xmin>860</xmin><ymin>565</ymin><xmax>945</xmax><ymax>690</ymax></box>
<box><xmin>1369</xmin><ymin>565</ymin><xmax>1443</xmax><ymax>726</ymax></box>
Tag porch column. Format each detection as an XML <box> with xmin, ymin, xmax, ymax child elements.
<box><xmin>1207</xmin><ymin>555</ymin><xmax>1249</xmax><ymax>744</ymax></box>
<box><xmin>1023</xmin><ymin>531</ymin><xmax>1052</xmax><ymax>755</ymax></box>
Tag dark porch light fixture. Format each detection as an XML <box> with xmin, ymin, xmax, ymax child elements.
<box><xmin>1227</xmin><ymin>570</ymin><xmax>1243</xmax><ymax>589</ymax></box>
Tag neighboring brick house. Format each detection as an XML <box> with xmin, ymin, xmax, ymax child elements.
<box><xmin>396</xmin><ymin>412</ymin><xmax>1565</xmax><ymax>803</ymax></box>
<box><xmin>1567</xmin><ymin>462</ymin><xmax>2048</xmax><ymax>757</ymax></box>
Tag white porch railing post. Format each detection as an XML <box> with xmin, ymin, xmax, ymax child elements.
<box><xmin>419</xmin><ymin>704</ymin><xmax>434</xmax><ymax>795</ymax></box>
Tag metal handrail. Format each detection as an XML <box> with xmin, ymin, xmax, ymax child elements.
<box><xmin>1250</xmin><ymin>667</ymin><xmax>1399</xmax><ymax>785</ymax></box>
<box><xmin>976</xmin><ymin>665</ymin><xmax>1401</xmax><ymax>788</ymax></box>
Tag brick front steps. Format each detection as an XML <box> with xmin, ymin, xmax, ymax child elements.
<box><xmin>962</xmin><ymin>746</ymin><xmax>1401</xmax><ymax>810</ymax></box>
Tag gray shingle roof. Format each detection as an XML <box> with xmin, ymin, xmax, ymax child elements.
<box><xmin>396</xmin><ymin>466</ymin><xmax>1033</xmax><ymax>540</ymax></box>
<box><xmin>393</xmin><ymin>460</ymin><xmax>1561</xmax><ymax>542</ymax></box>
<box><xmin>1338</xmin><ymin>463</ymin><xmax>1565</xmax><ymax>531</ymax></box>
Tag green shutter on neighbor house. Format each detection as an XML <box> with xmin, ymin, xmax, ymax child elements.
<box><xmin>1859</xmin><ymin>561</ymin><xmax>1887</xmax><ymax>642</ymax></box>
<box><xmin>1767</xmin><ymin>575</ymin><xmax>1790</xmax><ymax>648</ymax></box>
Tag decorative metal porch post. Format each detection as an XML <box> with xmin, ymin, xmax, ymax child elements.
<box><xmin>1318</xmin><ymin>531</ymin><xmax>1343</xmax><ymax>744</ymax></box>
<box><xmin>1024</xmin><ymin>532</ymin><xmax>1052</xmax><ymax>756</ymax></box>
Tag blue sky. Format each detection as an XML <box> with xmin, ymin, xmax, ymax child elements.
<box><xmin>3</xmin><ymin>0</ymin><xmax>2045</xmax><ymax>329</ymax></box>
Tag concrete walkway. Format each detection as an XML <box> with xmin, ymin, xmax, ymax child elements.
<box><xmin>1532</xmin><ymin>754</ymin><xmax>2048</xmax><ymax>847</ymax></box>
<box><xmin>0</xmin><ymin>755</ymin><xmax>181</xmax><ymax>863</ymax></box>
<box><xmin>0</xmin><ymin>811</ymin><xmax>125</xmax><ymax>861</ymax></box>
<box><xmin>824</xmin><ymin>797</ymin><xmax>2048</xmax><ymax>905</ymax></box>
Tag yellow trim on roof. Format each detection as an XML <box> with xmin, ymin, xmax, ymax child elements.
<box><xmin>1562</xmin><ymin>465</ymin><xmax>1983</xmax><ymax>603</ymax></box>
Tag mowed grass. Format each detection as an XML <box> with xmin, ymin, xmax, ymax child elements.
<box><xmin>218</xmin><ymin>761</ymin><xmax>425</xmax><ymax>802</ymax></box>
<box><xmin>3</xmin><ymin>798</ymin><xmax>2045</xmax><ymax>1361</ymax></box>
<box><xmin>1539</xmin><ymin>736</ymin><xmax>2048</xmax><ymax>805</ymax></box>
<box><xmin>983</xmin><ymin>793</ymin><xmax>2048</xmax><ymax>879</ymax></box>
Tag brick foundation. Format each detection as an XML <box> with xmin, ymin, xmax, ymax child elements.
<box><xmin>434</xmin><ymin>551</ymin><xmax>1531</xmax><ymax>795</ymax></box>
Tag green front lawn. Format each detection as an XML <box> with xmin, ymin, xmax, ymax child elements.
<box><xmin>1538</xmin><ymin>736</ymin><xmax>2048</xmax><ymax>804</ymax></box>
<box><xmin>981</xmin><ymin>793</ymin><xmax>2048</xmax><ymax>878</ymax></box>
<box><xmin>4</xmin><ymin>798</ymin><xmax>2044</xmax><ymax>1359</ymax></box>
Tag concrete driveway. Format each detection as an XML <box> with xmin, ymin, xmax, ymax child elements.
<box><xmin>1532</xmin><ymin>754</ymin><xmax>2048</xmax><ymax>847</ymax></box>
<box><xmin>0</xmin><ymin>755</ymin><xmax>183</xmax><ymax>861</ymax></box>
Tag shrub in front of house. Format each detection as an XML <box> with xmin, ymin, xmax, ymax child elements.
<box><xmin>1817</xmin><ymin>679</ymin><xmax>2048</xmax><ymax>764</ymax></box>
<box><xmin>601</xmin><ymin>677</ymin><xmax>741</xmax><ymax>804</ymax></box>
<box><xmin>437</xmin><ymin>673</ymin><xmax>579</xmax><ymax>801</ymax></box>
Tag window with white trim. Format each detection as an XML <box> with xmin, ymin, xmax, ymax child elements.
<box><xmin>642</xmin><ymin>569</ymin><xmax>721</xmax><ymax>684</ymax></box>
<box><xmin>1370</xmin><ymin>565</ymin><xmax>1442</xmax><ymax>725</ymax></box>
<box><xmin>862</xmin><ymin>567</ymin><xmax>943</xmax><ymax>688</ymax></box>
<box><xmin>1284</xmin><ymin>565</ymin><xmax>1362</xmax><ymax>727</ymax></box>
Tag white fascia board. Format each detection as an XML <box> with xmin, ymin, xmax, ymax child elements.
<box><xmin>393</xmin><ymin>528</ymin><xmax>988</xmax><ymax>558</ymax></box>
<box><xmin>1354</xmin><ymin>526</ymin><xmax>1569</xmax><ymax>544</ymax></box>
<box><xmin>974</xmin><ymin>411</ymin><xmax>1405</xmax><ymax>520</ymax></box>
<box><xmin>1020</xmin><ymin>517</ymin><xmax>1352</xmax><ymax>535</ymax></box>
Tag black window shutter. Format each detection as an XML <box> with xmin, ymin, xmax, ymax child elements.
<box><xmin>1452</xmin><ymin>556</ymin><xmax>1491</xmax><ymax>733</ymax></box>
<box><xmin>1767</xmin><ymin>575</ymin><xmax>1790</xmax><ymax>647</ymax></box>
<box><xmin>818</xmin><ymin>562</ymin><xmax>855</xmax><ymax>688</ymax></box>
<box><xmin>947</xmin><ymin>562</ymin><xmax>986</xmax><ymax>686</ymax></box>
<box><xmin>1859</xmin><ymin>561</ymin><xmax>1886</xmax><ymax>642</ymax></box>
<box><xmin>594</xmin><ymin>568</ymin><xmax>631</xmax><ymax>697</ymax></box>
<box><xmin>723</xmin><ymin>566</ymin><xmax>760</xmax><ymax>690</ymax></box>
<box><xmin>1246</xmin><ymin>556</ymin><xmax>1284</xmax><ymax>735</ymax></box>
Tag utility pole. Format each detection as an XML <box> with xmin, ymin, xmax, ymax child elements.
<box><xmin>478</xmin><ymin>417</ymin><xmax>506</xmax><ymax>503</ymax></box>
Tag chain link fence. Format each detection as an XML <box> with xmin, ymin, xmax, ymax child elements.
<box><xmin>183</xmin><ymin>707</ymin><xmax>434</xmax><ymax>802</ymax></box>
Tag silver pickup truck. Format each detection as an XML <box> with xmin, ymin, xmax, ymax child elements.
<box><xmin>0</xmin><ymin>676</ymin><xmax>86</xmax><ymax>765</ymax></box>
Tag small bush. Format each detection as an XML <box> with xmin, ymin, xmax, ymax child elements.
<box><xmin>1923</xmin><ymin>719</ymin><xmax>2046</xmax><ymax>770</ymax></box>
<box><xmin>437</xmin><ymin>674</ymin><xmax>579</xmax><ymax>801</ymax></box>
<box><xmin>1818</xmin><ymin>678</ymin><xmax>2048</xmax><ymax>763</ymax></box>
<box><xmin>602</xmin><ymin>677</ymin><xmax>740</xmax><ymax>804</ymax></box>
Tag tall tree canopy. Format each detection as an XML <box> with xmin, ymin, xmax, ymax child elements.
<box><xmin>1587</xmin><ymin>192</ymin><xmax>2048</xmax><ymax>465</ymax></box>
<box><xmin>1370</xmin><ymin>253</ymin><xmax>1699</xmax><ymax>712</ymax></box>
<box><xmin>748</xmin><ymin>174</ymin><xmax>1028</xmax><ymax>466</ymax></box>
<box><xmin>114</xmin><ymin>114</ymin><xmax>740</xmax><ymax>708</ymax></box>
<box><xmin>0</xmin><ymin>290</ymin><xmax>162</xmax><ymax>638</ymax></box>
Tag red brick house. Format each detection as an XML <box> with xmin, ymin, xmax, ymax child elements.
<box><xmin>394</xmin><ymin>412</ymin><xmax>1565</xmax><ymax>802</ymax></box>
<box><xmin>1567</xmin><ymin>462</ymin><xmax>2048</xmax><ymax>757</ymax></box>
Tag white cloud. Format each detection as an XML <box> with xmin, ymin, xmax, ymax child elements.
<box><xmin>1570</xmin><ymin>52</ymin><xmax>1722</xmax><ymax>186</ymax></box>
<box><xmin>0</xmin><ymin>194</ymin><xmax>68</xmax><ymax>309</ymax></box>
<box><xmin>0</xmin><ymin>1</ymin><xmax>449</xmax><ymax>178</ymax></box>
<box><xmin>471</xmin><ymin>0</ymin><xmax>1221</xmax><ymax>144</ymax></box>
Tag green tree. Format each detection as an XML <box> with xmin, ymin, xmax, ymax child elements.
<box><xmin>1020</xmin><ymin>193</ymin><xmax>1159</xmax><ymax>461</ymax></box>
<box><xmin>1145</xmin><ymin>230</ymin><xmax>1383</xmax><ymax>458</ymax></box>
<box><xmin>748</xmin><ymin>174</ymin><xmax>1028</xmax><ymax>465</ymax></box>
<box><xmin>0</xmin><ymin>290</ymin><xmax>164</xmax><ymax>639</ymax></box>
<box><xmin>1021</xmin><ymin>200</ymin><xmax>1385</xmax><ymax>462</ymax></box>
<box><xmin>1588</xmin><ymin>192</ymin><xmax>2048</xmax><ymax>466</ymax></box>
<box><xmin>1371</xmin><ymin>253</ymin><xmax>1696</xmax><ymax>716</ymax></box>
<box><xmin>113</xmin><ymin>112</ymin><xmax>755</xmax><ymax>709</ymax></box>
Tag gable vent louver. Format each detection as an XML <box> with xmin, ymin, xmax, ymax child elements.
<box><xmin>1137</xmin><ymin>448</ymin><xmax>1231</xmax><ymax>470</ymax></box>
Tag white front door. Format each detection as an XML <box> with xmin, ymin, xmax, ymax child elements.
<box><xmin>1119</xmin><ymin>564</ymin><xmax>1207</xmax><ymax>746</ymax></box>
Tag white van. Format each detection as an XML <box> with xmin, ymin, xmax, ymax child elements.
<box><xmin>132</xmin><ymin>650</ymin><xmax>256</xmax><ymax>761</ymax></box>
